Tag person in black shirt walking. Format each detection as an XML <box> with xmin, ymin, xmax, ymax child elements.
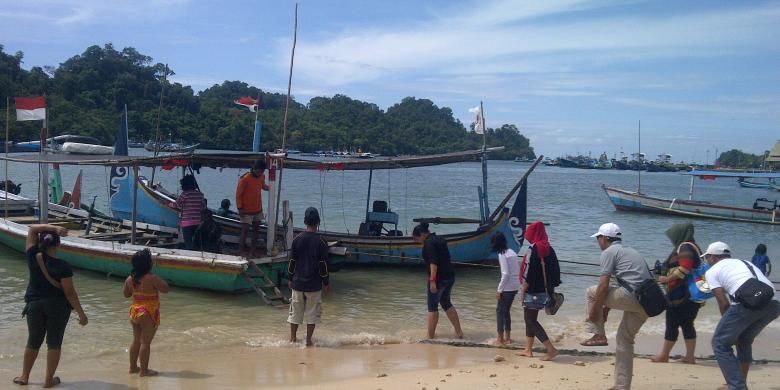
<box><xmin>287</xmin><ymin>207</ymin><xmax>330</xmax><ymax>346</ymax></box>
<box><xmin>413</xmin><ymin>222</ymin><xmax>464</xmax><ymax>339</ymax></box>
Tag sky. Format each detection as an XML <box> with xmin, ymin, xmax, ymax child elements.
<box><xmin>2</xmin><ymin>0</ymin><xmax>779</xmax><ymax>163</ymax></box>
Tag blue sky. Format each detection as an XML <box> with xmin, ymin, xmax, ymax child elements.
<box><xmin>2</xmin><ymin>0</ymin><xmax>779</xmax><ymax>163</ymax></box>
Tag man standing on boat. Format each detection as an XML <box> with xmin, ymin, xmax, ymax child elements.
<box><xmin>287</xmin><ymin>207</ymin><xmax>330</xmax><ymax>347</ymax></box>
<box><xmin>236</xmin><ymin>159</ymin><xmax>269</xmax><ymax>258</ymax></box>
<box><xmin>704</xmin><ymin>241</ymin><xmax>780</xmax><ymax>390</ymax></box>
<box><xmin>581</xmin><ymin>222</ymin><xmax>652</xmax><ymax>390</ymax></box>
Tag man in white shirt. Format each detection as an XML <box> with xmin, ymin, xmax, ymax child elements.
<box><xmin>704</xmin><ymin>241</ymin><xmax>780</xmax><ymax>390</ymax></box>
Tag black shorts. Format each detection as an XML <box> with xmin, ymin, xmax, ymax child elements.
<box><xmin>24</xmin><ymin>297</ymin><xmax>72</xmax><ymax>350</ymax></box>
<box><xmin>427</xmin><ymin>275</ymin><xmax>455</xmax><ymax>312</ymax></box>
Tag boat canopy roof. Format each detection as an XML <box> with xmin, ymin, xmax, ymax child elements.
<box><xmin>685</xmin><ymin>169</ymin><xmax>780</xmax><ymax>179</ymax></box>
<box><xmin>0</xmin><ymin>147</ymin><xmax>504</xmax><ymax>170</ymax></box>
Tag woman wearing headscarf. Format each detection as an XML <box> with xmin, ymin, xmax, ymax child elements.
<box><xmin>651</xmin><ymin>222</ymin><xmax>702</xmax><ymax>364</ymax></box>
<box><xmin>518</xmin><ymin>221</ymin><xmax>561</xmax><ymax>361</ymax></box>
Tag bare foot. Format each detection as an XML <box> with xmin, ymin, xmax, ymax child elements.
<box><xmin>541</xmin><ymin>349</ymin><xmax>559</xmax><ymax>361</ymax></box>
<box><xmin>129</xmin><ymin>367</ymin><xmax>141</xmax><ymax>374</ymax></box>
<box><xmin>42</xmin><ymin>376</ymin><xmax>61</xmax><ymax>388</ymax></box>
<box><xmin>650</xmin><ymin>355</ymin><xmax>669</xmax><ymax>363</ymax></box>
<box><xmin>506</xmin><ymin>338</ymin><xmax>513</xmax><ymax>345</ymax></box>
<box><xmin>680</xmin><ymin>357</ymin><xmax>696</xmax><ymax>364</ymax></box>
<box><xmin>139</xmin><ymin>369</ymin><xmax>159</xmax><ymax>377</ymax></box>
<box><xmin>455</xmin><ymin>332</ymin><xmax>464</xmax><ymax>339</ymax></box>
<box><xmin>494</xmin><ymin>338</ymin><xmax>506</xmax><ymax>346</ymax></box>
<box><xmin>516</xmin><ymin>350</ymin><xmax>534</xmax><ymax>357</ymax></box>
<box><xmin>717</xmin><ymin>385</ymin><xmax>728</xmax><ymax>390</ymax></box>
<box><xmin>305</xmin><ymin>339</ymin><xmax>314</xmax><ymax>347</ymax></box>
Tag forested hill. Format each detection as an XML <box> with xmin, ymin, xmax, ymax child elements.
<box><xmin>0</xmin><ymin>44</ymin><xmax>534</xmax><ymax>159</ymax></box>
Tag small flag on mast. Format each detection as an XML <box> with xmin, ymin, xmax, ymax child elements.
<box><xmin>234</xmin><ymin>96</ymin><xmax>259</xmax><ymax>112</ymax></box>
<box><xmin>15</xmin><ymin>96</ymin><xmax>47</xmax><ymax>121</ymax></box>
<box><xmin>469</xmin><ymin>105</ymin><xmax>484</xmax><ymax>134</ymax></box>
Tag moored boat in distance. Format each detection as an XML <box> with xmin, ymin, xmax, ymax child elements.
<box><xmin>602</xmin><ymin>185</ymin><xmax>779</xmax><ymax>224</ymax></box>
<box><xmin>738</xmin><ymin>178</ymin><xmax>775</xmax><ymax>189</ymax></box>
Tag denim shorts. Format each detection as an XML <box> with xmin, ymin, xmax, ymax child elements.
<box><xmin>427</xmin><ymin>275</ymin><xmax>455</xmax><ymax>312</ymax></box>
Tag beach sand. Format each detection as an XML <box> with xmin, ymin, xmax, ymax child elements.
<box><xmin>3</xmin><ymin>340</ymin><xmax>779</xmax><ymax>389</ymax></box>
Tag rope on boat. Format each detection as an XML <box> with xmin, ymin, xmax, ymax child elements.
<box><xmin>345</xmin><ymin>250</ymin><xmax>780</xmax><ymax>290</ymax></box>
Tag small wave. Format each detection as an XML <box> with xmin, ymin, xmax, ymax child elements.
<box><xmin>245</xmin><ymin>332</ymin><xmax>415</xmax><ymax>349</ymax></box>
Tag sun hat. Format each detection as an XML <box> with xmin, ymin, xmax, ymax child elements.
<box><xmin>702</xmin><ymin>241</ymin><xmax>731</xmax><ymax>257</ymax></box>
<box><xmin>590</xmin><ymin>222</ymin><xmax>622</xmax><ymax>238</ymax></box>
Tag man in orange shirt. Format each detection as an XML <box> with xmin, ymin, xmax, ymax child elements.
<box><xmin>236</xmin><ymin>159</ymin><xmax>269</xmax><ymax>257</ymax></box>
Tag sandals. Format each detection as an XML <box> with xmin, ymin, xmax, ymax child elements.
<box><xmin>580</xmin><ymin>337</ymin><xmax>608</xmax><ymax>347</ymax></box>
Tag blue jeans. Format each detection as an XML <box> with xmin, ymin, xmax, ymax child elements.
<box><xmin>712</xmin><ymin>300</ymin><xmax>780</xmax><ymax>390</ymax></box>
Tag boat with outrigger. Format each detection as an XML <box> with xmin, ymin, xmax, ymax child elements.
<box><xmin>111</xmin><ymin>148</ymin><xmax>541</xmax><ymax>266</ymax></box>
<box><xmin>602</xmin><ymin>170</ymin><xmax>780</xmax><ymax>224</ymax></box>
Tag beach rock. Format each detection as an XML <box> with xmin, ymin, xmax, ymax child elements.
<box><xmin>513</xmin><ymin>365</ymin><xmax>519</xmax><ymax>369</ymax></box>
<box><xmin>376</xmin><ymin>373</ymin><xmax>388</xmax><ymax>378</ymax></box>
<box><xmin>494</xmin><ymin>355</ymin><xmax>506</xmax><ymax>362</ymax></box>
<box><xmin>489</xmin><ymin>374</ymin><xmax>497</xmax><ymax>378</ymax></box>
<box><xmin>445</xmin><ymin>374</ymin><xmax>452</xmax><ymax>377</ymax></box>
<box><xmin>574</xmin><ymin>361</ymin><xmax>586</xmax><ymax>366</ymax></box>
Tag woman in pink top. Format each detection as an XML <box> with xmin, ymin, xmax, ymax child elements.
<box><xmin>172</xmin><ymin>175</ymin><xmax>205</xmax><ymax>250</ymax></box>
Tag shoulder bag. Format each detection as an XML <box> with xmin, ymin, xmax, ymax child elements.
<box><xmin>733</xmin><ymin>260</ymin><xmax>774</xmax><ymax>310</ymax></box>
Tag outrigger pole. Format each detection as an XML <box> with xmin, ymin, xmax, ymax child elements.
<box><xmin>488</xmin><ymin>155</ymin><xmax>543</xmax><ymax>222</ymax></box>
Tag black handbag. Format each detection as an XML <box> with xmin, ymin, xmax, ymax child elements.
<box><xmin>733</xmin><ymin>260</ymin><xmax>774</xmax><ymax>310</ymax></box>
<box><xmin>618</xmin><ymin>265</ymin><xmax>667</xmax><ymax>317</ymax></box>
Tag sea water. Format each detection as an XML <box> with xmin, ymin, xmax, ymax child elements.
<box><xmin>1</xmin><ymin>155</ymin><xmax>779</xmax><ymax>367</ymax></box>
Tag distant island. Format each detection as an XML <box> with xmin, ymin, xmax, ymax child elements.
<box><xmin>0</xmin><ymin>44</ymin><xmax>534</xmax><ymax>160</ymax></box>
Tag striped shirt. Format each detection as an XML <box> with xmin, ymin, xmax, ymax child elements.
<box><xmin>176</xmin><ymin>190</ymin><xmax>205</xmax><ymax>227</ymax></box>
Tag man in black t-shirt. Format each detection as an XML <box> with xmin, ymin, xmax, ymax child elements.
<box><xmin>414</xmin><ymin>222</ymin><xmax>464</xmax><ymax>339</ymax></box>
<box><xmin>287</xmin><ymin>207</ymin><xmax>330</xmax><ymax>346</ymax></box>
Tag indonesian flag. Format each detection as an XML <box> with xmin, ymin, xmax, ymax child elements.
<box><xmin>234</xmin><ymin>96</ymin><xmax>259</xmax><ymax>112</ymax></box>
<box><xmin>15</xmin><ymin>96</ymin><xmax>47</xmax><ymax>121</ymax></box>
<box><xmin>469</xmin><ymin>105</ymin><xmax>484</xmax><ymax>134</ymax></box>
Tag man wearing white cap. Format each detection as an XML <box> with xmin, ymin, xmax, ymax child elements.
<box><xmin>704</xmin><ymin>241</ymin><xmax>780</xmax><ymax>390</ymax></box>
<box><xmin>581</xmin><ymin>223</ymin><xmax>654</xmax><ymax>390</ymax></box>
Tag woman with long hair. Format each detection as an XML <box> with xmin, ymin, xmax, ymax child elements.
<box><xmin>123</xmin><ymin>248</ymin><xmax>169</xmax><ymax>376</ymax></box>
<box><xmin>518</xmin><ymin>221</ymin><xmax>560</xmax><ymax>361</ymax></box>
<box><xmin>14</xmin><ymin>225</ymin><xmax>88</xmax><ymax>387</ymax></box>
<box><xmin>491</xmin><ymin>232</ymin><xmax>520</xmax><ymax>345</ymax></box>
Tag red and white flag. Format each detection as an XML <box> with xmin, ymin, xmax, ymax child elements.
<box><xmin>15</xmin><ymin>96</ymin><xmax>47</xmax><ymax>121</ymax></box>
<box><xmin>234</xmin><ymin>96</ymin><xmax>259</xmax><ymax>112</ymax></box>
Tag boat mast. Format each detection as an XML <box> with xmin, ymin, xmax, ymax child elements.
<box><xmin>269</xmin><ymin>2</ymin><xmax>298</xmax><ymax>255</ymax></box>
<box><xmin>39</xmin><ymin>101</ymin><xmax>49</xmax><ymax>223</ymax></box>
<box><xmin>637</xmin><ymin>120</ymin><xmax>641</xmax><ymax>194</ymax></box>
<box><xmin>4</xmin><ymin>97</ymin><xmax>8</xmax><ymax>219</ymax></box>
<box><xmin>480</xmin><ymin>101</ymin><xmax>489</xmax><ymax>223</ymax></box>
<box><xmin>150</xmin><ymin>64</ymin><xmax>168</xmax><ymax>185</ymax></box>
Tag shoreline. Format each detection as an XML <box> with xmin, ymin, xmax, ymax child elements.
<box><xmin>2</xmin><ymin>341</ymin><xmax>779</xmax><ymax>389</ymax></box>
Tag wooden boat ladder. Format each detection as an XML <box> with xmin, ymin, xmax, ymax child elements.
<box><xmin>242</xmin><ymin>260</ymin><xmax>289</xmax><ymax>306</ymax></box>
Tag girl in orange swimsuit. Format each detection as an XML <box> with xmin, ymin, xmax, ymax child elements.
<box><xmin>123</xmin><ymin>249</ymin><xmax>169</xmax><ymax>377</ymax></box>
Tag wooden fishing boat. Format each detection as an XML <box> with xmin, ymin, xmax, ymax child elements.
<box><xmin>738</xmin><ymin>178</ymin><xmax>775</xmax><ymax>189</ymax></box>
<box><xmin>602</xmin><ymin>169</ymin><xmax>780</xmax><ymax>225</ymax></box>
<box><xmin>0</xmin><ymin>191</ymin><xmax>290</xmax><ymax>295</ymax></box>
<box><xmin>111</xmin><ymin>149</ymin><xmax>539</xmax><ymax>265</ymax></box>
<box><xmin>0</xmin><ymin>108</ymin><xmax>291</xmax><ymax>304</ymax></box>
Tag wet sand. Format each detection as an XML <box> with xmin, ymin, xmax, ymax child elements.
<box><xmin>3</xmin><ymin>341</ymin><xmax>779</xmax><ymax>389</ymax></box>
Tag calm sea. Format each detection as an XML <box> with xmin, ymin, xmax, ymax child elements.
<box><xmin>1</xmin><ymin>154</ymin><xmax>779</xmax><ymax>366</ymax></box>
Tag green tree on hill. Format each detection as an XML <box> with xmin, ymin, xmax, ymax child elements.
<box><xmin>0</xmin><ymin>44</ymin><xmax>535</xmax><ymax>159</ymax></box>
